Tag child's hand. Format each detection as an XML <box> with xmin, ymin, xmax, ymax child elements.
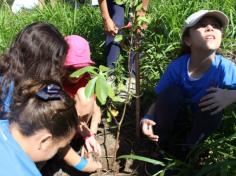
<box><xmin>83</xmin><ymin>135</ymin><xmax>102</xmax><ymax>156</ymax></box>
<box><xmin>141</xmin><ymin>119</ymin><xmax>159</xmax><ymax>142</ymax></box>
<box><xmin>82</xmin><ymin>157</ymin><xmax>102</xmax><ymax>173</ymax></box>
<box><xmin>103</xmin><ymin>17</ymin><xmax>118</xmax><ymax>36</ymax></box>
<box><xmin>199</xmin><ymin>87</ymin><xmax>235</xmax><ymax>115</ymax></box>
<box><xmin>77</xmin><ymin>121</ymin><xmax>91</xmax><ymax>137</ymax></box>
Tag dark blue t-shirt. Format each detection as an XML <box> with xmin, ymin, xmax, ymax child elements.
<box><xmin>155</xmin><ymin>54</ymin><xmax>236</xmax><ymax>109</ymax></box>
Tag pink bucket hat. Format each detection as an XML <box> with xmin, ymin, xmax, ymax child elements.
<box><xmin>64</xmin><ymin>35</ymin><xmax>95</xmax><ymax>68</ymax></box>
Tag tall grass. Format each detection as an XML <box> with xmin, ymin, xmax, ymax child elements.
<box><xmin>0</xmin><ymin>1</ymin><xmax>235</xmax><ymax>175</ymax></box>
<box><xmin>0</xmin><ymin>1</ymin><xmax>105</xmax><ymax>64</ymax></box>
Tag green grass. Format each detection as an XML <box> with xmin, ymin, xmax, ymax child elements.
<box><xmin>0</xmin><ymin>1</ymin><xmax>235</xmax><ymax>175</ymax></box>
<box><xmin>141</xmin><ymin>0</ymin><xmax>236</xmax><ymax>87</ymax></box>
<box><xmin>0</xmin><ymin>1</ymin><xmax>105</xmax><ymax>64</ymax></box>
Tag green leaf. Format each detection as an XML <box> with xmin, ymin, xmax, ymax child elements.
<box><xmin>132</xmin><ymin>0</ymin><xmax>139</xmax><ymax>7</ymax></box>
<box><xmin>84</xmin><ymin>77</ymin><xmax>97</xmax><ymax>98</ymax></box>
<box><xmin>135</xmin><ymin>3</ymin><xmax>143</xmax><ymax>11</ymax></box>
<box><xmin>118</xmin><ymin>154</ymin><xmax>165</xmax><ymax>166</ymax></box>
<box><xmin>193</xmin><ymin>160</ymin><xmax>236</xmax><ymax>176</ymax></box>
<box><xmin>70</xmin><ymin>66</ymin><xmax>97</xmax><ymax>78</ymax></box>
<box><xmin>113</xmin><ymin>96</ymin><xmax>126</xmax><ymax>103</ymax></box>
<box><xmin>106</xmin><ymin>110</ymin><xmax>112</xmax><ymax>123</ymax></box>
<box><xmin>95</xmin><ymin>74</ymin><xmax>108</xmax><ymax>105</ymax></box>
<box><xmin>114</xmin><ymin>0</ymin><xmax>123</xmax><ymax>5</ymax></box>
<box><xmin>107</xmin><ymin>84</ymin><xmax>115</xmax><ymax>98</ymax></box>
<box><xmin>114</xmin><ymin>34</ymin><xmax>123</xmax><ymax>42</ymax></box>
<box><xmin>136</xmin><ymin>16</ymin><xmax>151</xmax><ymax>26</ymax></box>
<box><xmin>114</xmin><ymin>0</ymin><xmax>129</xmax><ymax>5</ymax></box>
<box><xmin>107</xmin><ymin>84</ymin><xmax>125</xmax><ymax>102</ymax></box>
<box><xmin>99</xmin><ymin>65</ymin><xmax>110</xmax><ymax>72</ymax></box>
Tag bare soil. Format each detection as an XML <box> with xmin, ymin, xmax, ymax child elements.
<box><xmin>41</xmin><ymin>103</ymin><xmax>154</xmax><ymax>176</ymax></box>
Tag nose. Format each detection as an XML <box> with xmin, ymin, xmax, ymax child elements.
<box><xmin>205</xmin><ymin>24</ymin><xmax>214</xmax><ymax>31</ymax></box>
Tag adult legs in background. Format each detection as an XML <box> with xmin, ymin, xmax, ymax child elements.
<box><xmin>106</xmin><ymin>1</ymin><xmax>125</xmax><ymax>68</ymax></box>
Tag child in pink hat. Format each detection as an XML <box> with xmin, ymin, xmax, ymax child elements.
<box><xmin>63</xmin><ymin>35</ymin><xmax>102</xmax><ymax>172</ymax></box>
<box><xmin>63</xmin><ymin>35</ymin><xmax>95</xmax><ymax>97</ymax></box>
<box><xmin>64</xmin><ymin>35</ymin><xmax>94</xmax><ymax>69</ymax></box>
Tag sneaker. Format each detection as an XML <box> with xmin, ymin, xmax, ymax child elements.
<box><xmin>107</xmin><ymin>73</ymin><xmax>137</xmax><ymax>102</ymax></box>
<box><xmin>125</xmin><ymin>76</ymin><xmax>136</xmax><ymax>95</ymax></box>
<box><xmin>116</xmin><ymin>76</ymin><xmax>136</xmax><ymax>101</ymax></box>
<box><xmin>107</xmin><ymin>74</ymin><xmax>127</xmax><ymax>102</ymax></box>
<box><xmin>107</xmin><ymin>74</ymin><xmax>116</xmax><ymax>88</ymax></box>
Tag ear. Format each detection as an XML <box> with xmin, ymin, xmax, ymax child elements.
<box><xmin>183</xmin><ymin>36</ymin><xmax>191</xmax><ymax>47</ymax></box>
<box><xmin>221</xmin><ymin>30</ymin><xmax>224</xmax><ymax>38</ymax></box>
<box><xmin>38</xmin><ymin>133</ymin><xmax>53</xmax><ymax>151</ymax></box>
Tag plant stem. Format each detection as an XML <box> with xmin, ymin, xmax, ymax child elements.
<box><xmin>135</xmin><ymin>44</ymin><xmax>141</xmax><ymax>137</ymax></box>
<box><xmin>112</xmin><ymin>100</ymin><xmax>129</xmax><ymax>167</ymax></box>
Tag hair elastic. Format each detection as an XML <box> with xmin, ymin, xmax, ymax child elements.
<box><xmin>36</xmin><ymin>84</ymin><xmax>61</xmax><ymax>100</ymax></box>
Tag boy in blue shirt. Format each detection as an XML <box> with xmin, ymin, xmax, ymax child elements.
<box><xmin>141</xmin><ymin>10</ymin><xmax>236</xmax><ymax>159</ymax></box>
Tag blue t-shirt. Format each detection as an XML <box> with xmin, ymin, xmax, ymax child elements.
<box><xmin>155</xmin><ymin>54</ymin><xmax>236</xmax><ymax>110</ymax></box>
<box><xmin>0</xmin><ymin>120</ymin><xmax>42</xmax><ymax>176</ymax></box>
<box><xmin>0</xmin><ymin>77</ymin><xmax>14</xmax><ymax>113</ymax></box>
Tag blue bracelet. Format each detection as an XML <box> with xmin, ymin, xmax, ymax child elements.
<box><xmin>74</xmin><ymin>157</ymin><xmax>88</xmax><ymax>171</ymax></box>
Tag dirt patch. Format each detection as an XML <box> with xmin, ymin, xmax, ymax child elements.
<box><xmin>41</xmin><ymin>102</ymin><xmax>154</xmax><ymax>176</ymax></box>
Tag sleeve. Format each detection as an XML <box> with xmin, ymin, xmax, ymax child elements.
<box><xmin>222</xmin><ymin>60</ymin><xmax>236</xmax><ymax>89</ymax></box>
<box><xmin>154</xmin><ymin>61</ymin><xmax>178</xmax><ymax>94</ymax></box>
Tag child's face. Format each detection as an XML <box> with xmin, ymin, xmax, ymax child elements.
<box><xmin>185</xmin><ymin>17</ymin><xmax>223</xmax><ymax>52</ymax></box>
<box><xmin>32</xmin><ymin>130</ymin><xmax>75</xmax><ymax>162</ymax></box>
<box><xmin>65</xmin><ymin>67</ymin><xmax>82</xmax><ymax>84</ymax></box>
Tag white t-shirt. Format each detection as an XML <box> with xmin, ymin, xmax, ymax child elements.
<box><xmin>11</xmin><ymin>0</ymin><xmax>39</xmax><ymax>14</ymax></box>
<box><xmin>91</xmin><ymin>0</ymin><xmax>99</xmax><ymax>6</ymax></box>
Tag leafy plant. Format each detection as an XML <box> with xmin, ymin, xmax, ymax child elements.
<box><xmin>0</xmin><ymin>0</ymin><xmax>236</xmax><ymax>175</ymax></box>
<box><xmin>70</xmin><ymin>65</ymin><xmax>124</xmax><ymax>105</ymax></box>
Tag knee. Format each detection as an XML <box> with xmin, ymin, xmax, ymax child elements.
<box><xmin>157</xmin><ymin>86</ymin><xmax>184</xmax><ymax>106</ymax></box>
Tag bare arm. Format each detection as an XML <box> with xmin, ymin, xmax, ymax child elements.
<box><xmin>98</xmin><ymin>0</ymin><xmax>110</xmax><ymax>21</ymax></box>
<box><xmin>83</xmin><ymin>102</ymin><xmax>102</xmax><ymax>155</ymax></box>
<box><xmin>74</xmin><ymin>87</ymin><xmax>101</xmax><ymax>155</ymax></box>
<box><xmin>98</xmin><ymin>0</ymin><xmax>118</xmax><ymax>35</ymax></box>
<box><xmin>141</xmin><ymin>102</ymin><xmax>159</xmax><ymax>142</ymax></box>
<box><xmin>63</xmin><ymin>147</ymin><xmax>102</xmax><ymax>173</ymax></box>
<box><xmin>89</xmin><ymin>102</ymin><xmax>102</xmax><ymax>134</ymax></box>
